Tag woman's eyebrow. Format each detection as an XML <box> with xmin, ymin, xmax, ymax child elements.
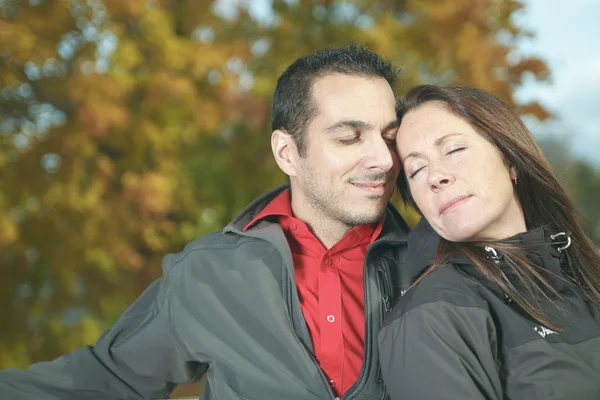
<box><xmin>402</xmin><ymin>133</ymin><xmax>465</xmax><ymax>162</ymax></box>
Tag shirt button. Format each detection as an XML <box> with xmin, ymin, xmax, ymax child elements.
<box><xmin>324</xmin><ymin>258</ymin><xmax>333</xmax><ymax>266</ymax></box>
<box><xmin>290</xmin><ymin>222</ymin><xmax>297</xmax><ymax>230</ymax></box>
<box><xmin>329</xmin><ymin>379</ymin><xmax>336</xmax><ymax>388</ymax></box>
<box><xmin>326</xmin><ymin>315</ymin><xmax>335</xmax><ymax>323</ymax></box>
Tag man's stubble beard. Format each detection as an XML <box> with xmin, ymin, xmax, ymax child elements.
<box><xmin>300</xmin><ymin>166</ymin><xmax>387</xmax><ymax>227</ymax></box>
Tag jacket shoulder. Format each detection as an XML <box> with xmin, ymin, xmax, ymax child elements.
<box><xmin>161</xmin><ymin>230</ymin><xmax>261</xmax><ymax>275</ymax></box>
<box><xmin>388</xmin><ymin>264</ymin><xmax>493</xmax><ymax>323</ymax></box>
<box><xmin>378</xmin><ymin>264</ymin><xmax>504</xmax><ymax>400</ymax></box>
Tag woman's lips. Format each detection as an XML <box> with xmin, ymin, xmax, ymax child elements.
<box><xmin>439</xmin><ymin>194</ymin><xmax>472</xmax><ymax>215</ymax></box>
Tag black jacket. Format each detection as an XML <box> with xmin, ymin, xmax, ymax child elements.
<box><xmin>0</xmin><ymin>185</ymin><xmax>412</xmax><ymax>400</ymax></box>
<box><xmin>378</xmin><ymin>219</ymin><xmax>600</xmax><ymax>400</ymax></box>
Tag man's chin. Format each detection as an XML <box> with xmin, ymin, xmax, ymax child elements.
<box><xmin>364</xmin><ymin>194</ymin><xmax>387</xmax><ymax>202</ymax></box>
<box><xmin>343</xmin><ymin>207</ymin><xmax>387</xmax><ymax>226</ymax></box>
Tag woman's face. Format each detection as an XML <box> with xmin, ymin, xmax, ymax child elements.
<box><xmin>396</xmin><ymin>101</ymin><xmax>526</xmax><ymax>242</ymax></box>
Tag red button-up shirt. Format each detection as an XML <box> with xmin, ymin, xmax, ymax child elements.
<box><xmin>244</xmin><ymin>189</ymin><xmax>383</xmax><ymax>396</ymax></box>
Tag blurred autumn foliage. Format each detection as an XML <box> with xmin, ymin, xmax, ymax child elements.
<box><xmin>0</xmin><ymin>0</ymin><xmax>553</xmax><ymax>392</ymax></box>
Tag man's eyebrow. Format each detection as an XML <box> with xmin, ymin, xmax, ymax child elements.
<box><xmin>325</xmin><ymin>120</ymin><xmax>375</xmax><ymax>133</ymax></box>
<box><xmin>402</xmin><ymin>133</ymin><xmax>465</xmax><ymax>162</ymax></box>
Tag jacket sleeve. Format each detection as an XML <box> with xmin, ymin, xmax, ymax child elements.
<box><xmin>0</xmin><ymin>268</ymin><xmax>208</xmax><ymax>400</ymax></box>
<box><xmin>378</xmin><ymin>298</ymin><xmax>503</xmax><ymax>400</ymax></box>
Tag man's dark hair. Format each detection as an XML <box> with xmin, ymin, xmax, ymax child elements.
<box><xmin>272</xmin><ymin>44</ymin><xmax>398</xmax><ymax>156</ymax></box>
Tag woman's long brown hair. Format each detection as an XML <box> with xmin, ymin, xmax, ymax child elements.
<box><xmin>397</xmin><ymin>85</ymin><xmax>600</xmax><ymax>330</ymax></box>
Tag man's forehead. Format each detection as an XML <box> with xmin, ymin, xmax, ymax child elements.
<box><xmin>310</xmin><ymin>75</ymin><xmax>396</xmax><ymax>125</ymax></box>
<box><xmin>310</xmin><ymin>73</ymin><xmax>392</xmax><ymax>95</ymax></box>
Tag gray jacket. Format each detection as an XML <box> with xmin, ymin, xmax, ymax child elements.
<box><xmin>379</xmin><ymin>219</ymin><xmax>600</xmax><ymax>400</ymax></box>
<box><xmin>0</xmin><ymin>184</ymin><xmax>411</xmax><ymax>400</ymax></box>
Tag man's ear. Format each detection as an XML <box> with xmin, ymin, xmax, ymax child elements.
<box><xmin>271</xmin><ymin>129</ymin><xmax>300</xmax><ymax>177</ymax></box>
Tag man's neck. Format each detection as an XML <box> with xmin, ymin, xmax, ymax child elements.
<box><xmin>289</xmin><ymin>201</ymin><xmax>353</xmax><ymax>249</ymax></box>
<box><xmin>303</xmin><ymin>216</ymin><xmax>353</xmax><ymax>250</ymax></box>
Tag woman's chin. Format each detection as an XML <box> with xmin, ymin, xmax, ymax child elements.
<box><xmin>437</xmin><ymin>223</ymin><xmax>480</xmax><ymax>243</ymax></box>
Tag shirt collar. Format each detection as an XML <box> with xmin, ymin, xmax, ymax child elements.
<box><xmin>243</xmin><ymin>188</ymin><xmax>293</xmax><ymax>232</ymax></box>
<box><xmin>243</xmin><ymin>188</ymin><xmax>384</xmax><ymax>244</ymax></box>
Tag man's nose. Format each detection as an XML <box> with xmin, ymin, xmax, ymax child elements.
<box><xmin>364</xmin><ymin>136</ymin><xmax>394</xmax><ymax>172</ymax></box>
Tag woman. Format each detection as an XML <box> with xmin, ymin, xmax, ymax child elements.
<box><xmin>378</xmin><ymin>85</ymin><xmax>600</xmax><ymax>399</ymax></box>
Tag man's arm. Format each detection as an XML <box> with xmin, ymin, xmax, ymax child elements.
<box><xmin>378</xmin><ymin>298</ymin><xmax>503</xmax><ymax>400</ymax></box>
<box><xmin>0</xmin><ymin>271</ymin><xmax>207</xmax><ymax>400</ymax></box>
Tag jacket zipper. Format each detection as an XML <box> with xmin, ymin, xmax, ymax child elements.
<box><xmin>238</xmin><ymin>231</ymin><xmax>336</xmax><ymax>399</ymax></box>
<box><xmin>244</xmin><ymin>230</ymin><xmax>396</xmax><ymax>400</ymax></box>
<box><xmin>342</xmin><ymin>245</ymin><xmax>390</xmax><ymax>400</ymax></box>
<box><xmin>277</xmin><ymin>242</ymin><xmax>336</xmax><ymax>400</ymax></box>
<box><xmin>378</xmin><ymin>267</ymin><xmax>392</xmax><ymax>315</ymax></box>
<box><xmin>375</xmin><ymin>264</ymin><xmax>391</xmax><ymax>400</ymax></box>
<box><xmin>340</xmin><ymin>254</ymin><xmax>372</xmax><ymax>400</ymax></box>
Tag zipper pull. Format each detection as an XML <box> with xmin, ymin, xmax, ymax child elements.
<box><xmin>382</xmin><ymin>296</ymin><xmax>391</xmax><ymax>314</ymax></box>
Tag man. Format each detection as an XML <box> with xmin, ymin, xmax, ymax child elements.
<box><xmin>0</xmin><ymin>44</ymin><xmax>412</xmax><ymax>400</ymax></box>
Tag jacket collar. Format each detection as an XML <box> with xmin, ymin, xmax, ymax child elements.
<box><xmin>225</xmin><ymin>183</ymin><xmax>290</xmax><ymax>233</ymax></box>
<box><xmin>407</xmin><ymin>219</ymin><xmax>573</xmax><ymax>293</ymax></box>
<box><xmin>406</xmin><ymin>218</ymin><xmax>440</xmax><ymax>282</ymax></box>
<box><xmin>224</xmin><ymin>183</ymin><xmax>410</xmax><ymax>245</ymax></box>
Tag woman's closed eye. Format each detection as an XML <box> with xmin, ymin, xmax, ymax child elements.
<box><xmin>408</xmin><ymin>164</ymin><xmax>426</xmax><ymax>179</ymax></box>
<box><xmin>445</xmin><ymin>146</ymin><xmax>466</xmax><ymax>155</ymax></box>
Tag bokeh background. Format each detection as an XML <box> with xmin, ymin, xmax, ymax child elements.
<box><xmin>1</xmin><ymin>0</ymin><xmax>598</xmax><ymax>397</ymax></box>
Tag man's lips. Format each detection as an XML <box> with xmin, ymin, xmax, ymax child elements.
<box><xmin>439</xmin><ymin>194</ymin><xmax>472</xmax><ymax>215</ymax></box>
<box><xmin>351</xmin><ymin>181</ymin><xmax>387</xmax><ymax>193</ymax></box>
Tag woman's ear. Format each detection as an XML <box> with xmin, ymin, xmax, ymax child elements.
<box><xmin>510</xmin><ymin>166</ymin><xmax>518</xmax><ymax>185</ymax></box>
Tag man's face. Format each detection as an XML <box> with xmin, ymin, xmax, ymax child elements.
<box><xmin>290</xmin><ymin>73</ymin><xmax>400</xmax><ymax>228</ymax></box>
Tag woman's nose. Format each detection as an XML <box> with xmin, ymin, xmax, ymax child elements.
<box><xmin>427</xmin><ymin>167</ymin><xmax>455</xmax><ymax>191</ymax></box>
